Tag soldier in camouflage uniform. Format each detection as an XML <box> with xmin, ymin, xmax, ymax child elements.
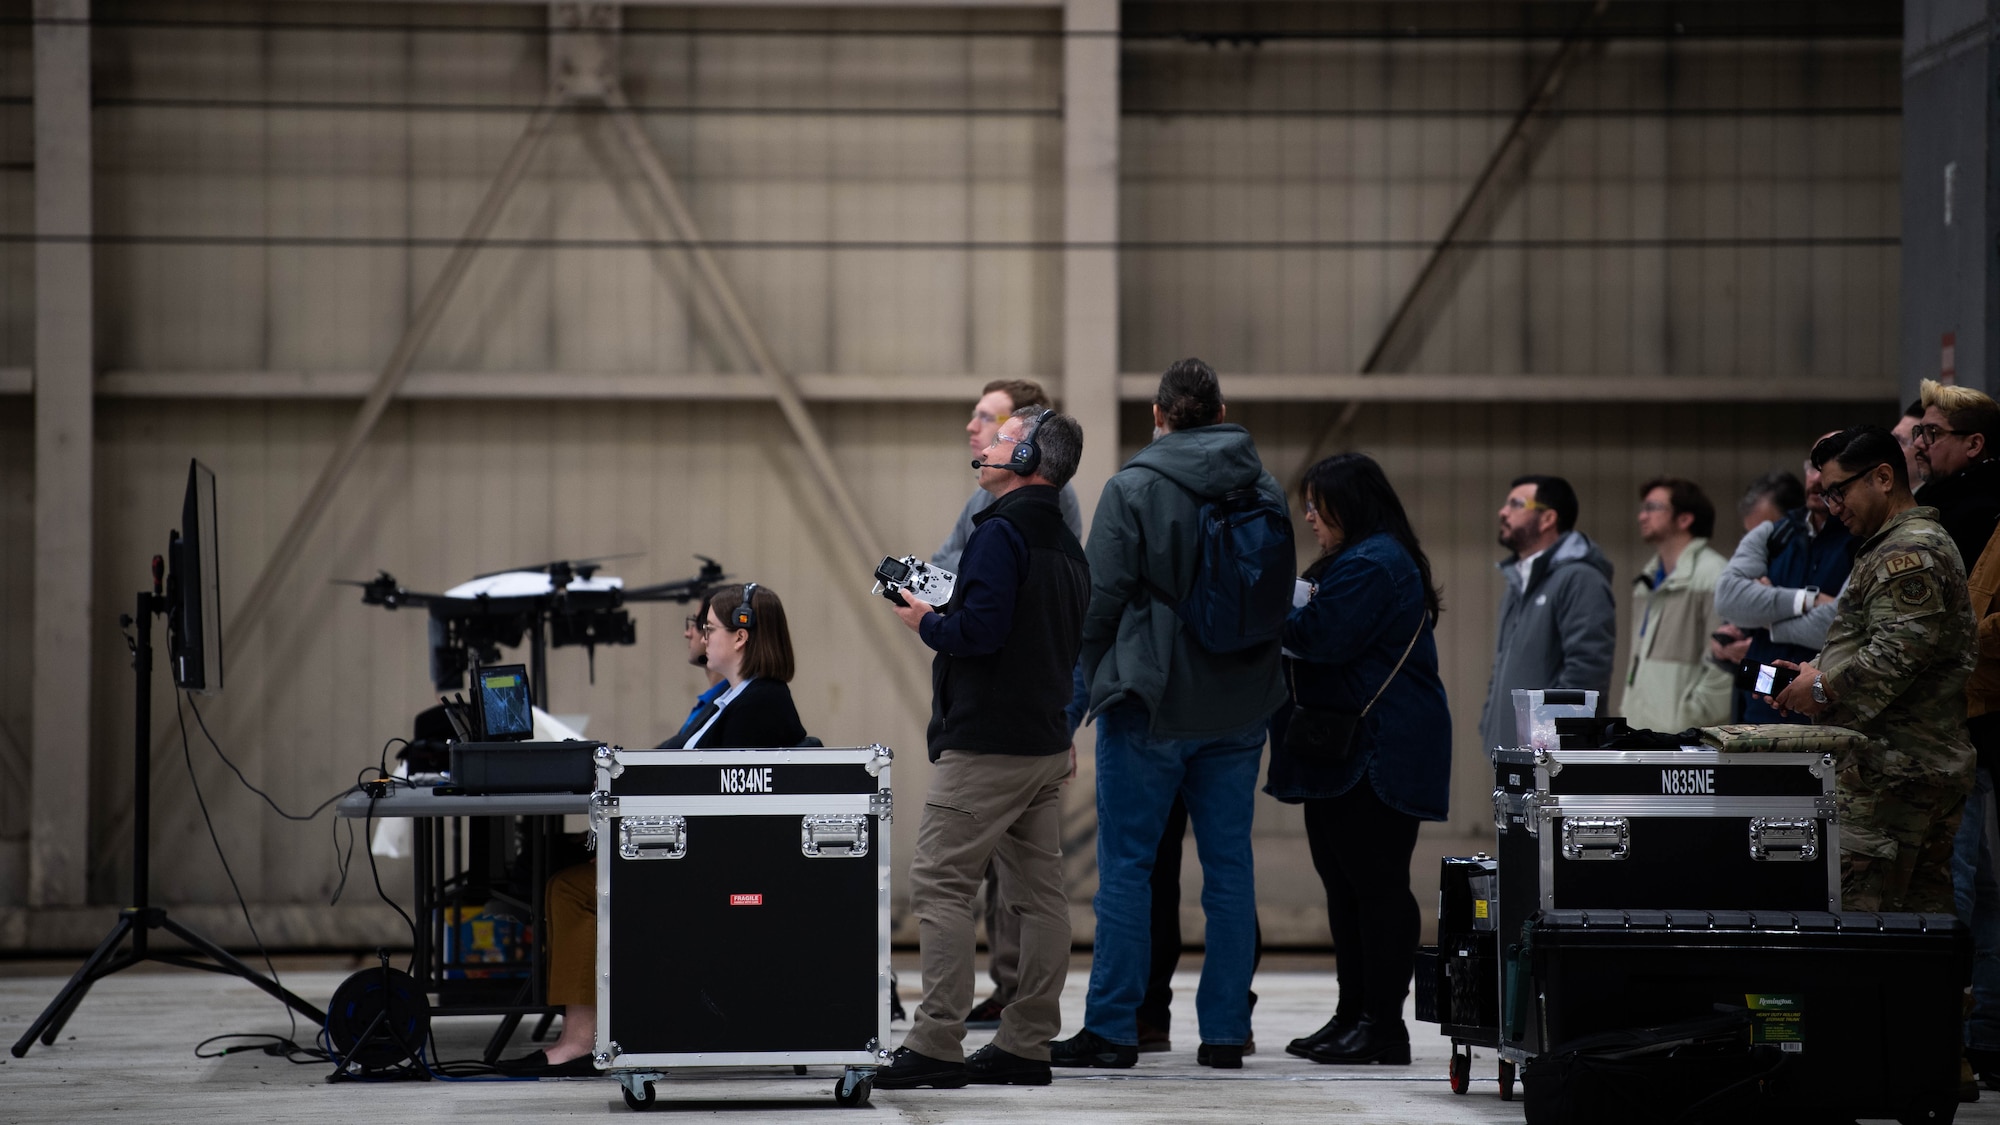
<box><xmin>1768</xmin><ymin>425</ymin><xmax>1977</xmax><ymax>914</ymax></box>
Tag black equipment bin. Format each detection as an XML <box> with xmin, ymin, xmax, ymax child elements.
<box><xmin>591</xmin><ymin>745</ymin><xmax>894</xmax><ymax>1110</ymax></box>
<box><xmin>1524</xmin><ymin>908</ymin><xmax>1969</xmax><ymax>1124</ymax></box>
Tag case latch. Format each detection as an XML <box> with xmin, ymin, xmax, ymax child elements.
<box><xmin>1749</xmin><ymin>817</ymin><xmax>1818</xmax><ymax>862</ymax></box>
<box><xmin>1494</xmin><ymin>790</ymin><xmax>1544</xmax><ymax>837</ymax></box>
<box><xmin>593</xmin><ymin>744</ymin><xmax>624</xmax><ymax>780</ymax></box>
<box><xmin>802</xmin><ymin>814</ymin><xmax>870</xmax><ymax>858</ymax></box>
<box><xmin>1560</xmin><ymin>816</ymin><xmax>1629</xmax><ymax>861</ymax></box>
<box><xmin>864</xmin><ymin>744</ymin><xmax>895</xmax><ymax>777</ymax></box>
<box><xmin>619</xmin><ymin>815</ymin><xmax>687</xmax><ymax>860</ymax></box>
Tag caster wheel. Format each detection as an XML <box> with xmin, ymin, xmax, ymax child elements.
<box><xmin>1449</xmin><ymin>1051</ymin><xmax>1470</xmax><ymax>1095</ymax></box>
<box><xmin>621</xmin><ymin>1081</ymin><xmax>657</xmax><ymax>1111</ymax></box>
<box><xmin>1499</xmin><ymin>1058</ymin><xmax>1517</xmax><ymax>1102</ymax></box>
<box><xmin>834</xmin><ymin>1076</ymin><xmax>874</xmax><ymax>1108</ymax></box>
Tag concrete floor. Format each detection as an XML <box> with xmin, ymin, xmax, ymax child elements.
<box><xmin>0</xmin><ymin>953</ymin><xmax>1993</xmax><ymax>1124</ymax></box>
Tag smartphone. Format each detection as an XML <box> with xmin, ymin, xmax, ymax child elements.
<box><xmin>1710</xmin><ymin>630</ymin><xmax>1738</xmax><ymax>646</ymax></box>
<box><xmin>1752</xmin><ymin>662</ymin><xmax>1798</xmax><ymax>696</ymax></box>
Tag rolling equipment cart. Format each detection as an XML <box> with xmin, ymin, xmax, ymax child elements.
<box><xmin>589</xmin><ymin>745</ymin><xmax>894</xmax><ymax>1110</ymax></box>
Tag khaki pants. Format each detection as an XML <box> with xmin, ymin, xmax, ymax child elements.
<box><xmin>981</xmin><ymin>862</ymin><xmax>1022</xmax><ymax>1003</ymax></box>
<box><xmin>904</xmin><ymin>750</ymin><xmax>1072</xmax><ymax>1062</ymax></box>
<box><xmin>547</xmin><ymin>862</ymin><xmax>596</xmax><ymax>1007</ymax></box>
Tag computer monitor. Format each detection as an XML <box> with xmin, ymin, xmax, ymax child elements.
<box><xmin>170</xmin><ymin>459</ymin><xmax>224</xmax><ymax>694</ymax></box>
<box><xmin>475</xmin><ymin>664</ymin><xmax>534</xmax><ymax>742</ymax></box>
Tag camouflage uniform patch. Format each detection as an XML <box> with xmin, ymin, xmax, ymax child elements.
<box><xmin>1817</xmin><ymin>506</ymin><xmax>1978</xmax><ymax>912</ymax></box>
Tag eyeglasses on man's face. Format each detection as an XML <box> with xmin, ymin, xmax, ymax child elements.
<box><xmin>1912</xmin><ymin>422</ymin><xmax>1968</xmax><ymax>446</ymax></box>
<box><xmin>1818</xmin><ymin>464</ymin><xmax>1884</xmax><ymax>506</ymax></box>
<box><xmin>1502</xmin><ymin>497</ymin><xmax>1548</xmax><ymax>512</ymax></box>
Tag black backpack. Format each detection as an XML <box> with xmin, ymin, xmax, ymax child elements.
<box><xmin>1136</xmin><ymin>469</ymin><xmax>1295</xmax><ymax>654</ymax></box>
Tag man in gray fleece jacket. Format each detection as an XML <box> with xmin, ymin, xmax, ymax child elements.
<box><xmin>1477</xmin><ymin>475</ymin><xmax>1618</xmax><ymax>751</ymax></box>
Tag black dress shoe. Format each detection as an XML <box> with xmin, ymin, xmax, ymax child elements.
<box><xmin>872</xmin><ymin>1046</ymin><xmax>969</xmax><ymax>1090</ymax></box>
<box><xmin>495</xmin><ymin>1048</ymin><xmax>549</xmax><ymax>1073</ymax></box>
<box><xmin>1196</xmin><ymin>1043</ymin><xmax>1243</xmax><ymax>1069</ymax></box>
<box><xmin>1299</xmin><ymin>1017</ymin><xmax>1410</xmax><ymax>1065</ymax></box>
<box><xmin>1048</xmin><ymin>1028</ymin><xmax>1138</xmax><ymax>1069</ymax></box>
<box><xmin>1285</xmin><ymin>1013</ymin><xmax>1358</xmax><ymax>1059</ymax></box>
<box><xmin>965</xmin><ymin>995</ymin><xmax>1007</xmax><ymax>1030</ymax></box>
<box><xmin>966</xmin><ymin>1043</ymin><xmax>1052</xmax><ymax>1086</ymax></box>
<box><xmin>499</xmin><ymin>1050</ymin><xmax>599</xmax><ymax>1077</ymax></box>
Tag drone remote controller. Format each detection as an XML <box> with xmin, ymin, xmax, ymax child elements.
<box><xmin>872</xmin><ymin>555</ymin><xmax>957</xmax><ymax>608</ymax></box>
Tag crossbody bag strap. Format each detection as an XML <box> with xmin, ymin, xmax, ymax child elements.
<box><xmin>1357</xmin><ymin>610</ymin><xmax>1428</xmax><ymax>719</ymax></box>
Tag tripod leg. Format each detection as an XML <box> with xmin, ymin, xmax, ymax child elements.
<box><xmin>483</xmin><ymin>1012</ymin><xmax>523</xmax><ymax>1064</ymax></box>
<box><xmin>13</xmin><ymin>914</ymin><xmax>137</xmax><ymax>1057</ymax></box>
<box><xmin>155</xmin><ymin>915</ymin><xmax>327</xmax><ymax>1024</ymax></box>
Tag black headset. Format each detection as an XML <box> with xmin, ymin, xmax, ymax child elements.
<box><xmin>728</xmin><ymin>582</ymin><xmax>759</xmax><ymax>630</ymax></box>
<box><xmin>999</xmin><ymin>409</ymin><xmax>1054</xmax><ymax>475</ymax></box>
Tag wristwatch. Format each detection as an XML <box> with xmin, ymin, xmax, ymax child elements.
<box><xmin>1810</xmin><ymin>674</ymin><xmax>1828</xmax><ymax>705</ymax></box>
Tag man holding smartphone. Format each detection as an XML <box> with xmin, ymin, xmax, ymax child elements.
<box><xmin>1766</xmin><ymin>425</ymin><xmax>1976</xmax><ymax>914</ymax></box>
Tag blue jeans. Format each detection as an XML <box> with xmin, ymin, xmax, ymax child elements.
<box><xmin>1954</xmin><ymin>767</ymin><xmax>2000</xmax><ymax>1053</ymax></box>
<box><xmin>1083</xmin><ymin>704</ymin><xmax>1264</xmax><ymax>1046</ymax></box>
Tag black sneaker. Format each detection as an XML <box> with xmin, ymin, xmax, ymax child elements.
<box><xmin>1048</xmin><ymin>1028</ymin><xmax>1138</xmax><ymax>1069</ymax></box>
<box><xmin>872</xmin><ymin>1046</ymin><xmax>969</xmax><ymax>1090</ymax></box>
<box><xmin>1196</xmin><ymin>1043</ymin><xmax>1243</xmax><ymax>1069</ymax></box>
<box><xmin>966</xmin><ymin>1043</ymin><xmax>1052</xmax><ymax>1086</ymax></box>
<box><xmin>965</xmin><ymin>995</ymin><xmax>1007</xmax><ymax>1030</ymax></box>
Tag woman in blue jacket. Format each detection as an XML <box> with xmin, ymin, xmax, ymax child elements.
<box><xmin>1268</xmin><ymin>453</ymin><xmax>1451</xmax><ymax>1066</ymax></box>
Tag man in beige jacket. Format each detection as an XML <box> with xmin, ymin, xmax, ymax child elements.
<box><xmin>1623</xmin><ymin>477</ymin><xmax>1734</xmax><ymax>732</ymax></box>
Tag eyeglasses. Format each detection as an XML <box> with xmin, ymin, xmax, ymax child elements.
<box><xmin>996</xmin><ymin>432</ymin><xmax>1024</xmax><ymax>445</ymax></box>
<box><xmin>1638</xmin><ymin>501</ymin><xmax>1671</xmax><ymax>514</ymax></box>
<box><xmin>1503</xmin><ymin>497</ymin><xmax>1548</xmax><ymax>512</ymax></box>
<box><xmin>971</xmin><ymin>410</ymin><xmax>1006</xmax><ymax>427</ymax></box>
<box><xmin>696</xmin><ymin>620</ymin><xmax>718</xmax><ymax>636</ymax></box>
<box><xmin>1818</xmin><ymin>464</ymin><xmax>1884</xmax><ymax>506</ymax></box>
<box><xmin>1912</xmin><ymin>422</ymin><xmax>1968</xmax><ymax>445</ymax></box>
<box><xmin>684</xmin><ymin>614</ymin><xmax>703</xmax><ymax>631</ymax></box>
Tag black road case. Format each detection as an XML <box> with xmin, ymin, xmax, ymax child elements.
<box><xmin>1418</xmin><ymin>855</ymin><xmax>1515</xmax><ymax>1097</ymax></box>
<box><xmin>1493</xmin><ymin>748</ymin><xmax>1838</xmax><ymax>1057</ymax></box>
<box><xmin>590</xmin><ymin>746</ymin><xmax>894</xmax><ymax>1110</ymax></box>
<box><xmin>1525</xmin><ymin>909</ymin><xmax>1969</xmax><ymax>1125</ymax></box>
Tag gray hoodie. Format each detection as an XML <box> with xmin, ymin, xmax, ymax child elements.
<box><xmin>1080</xmin><ymin>424</ymin><xmax>1290</xmax><ymax>737</ymax></box>
<box><xmin>1477</xmin><ymin>529</ymin><xmax>1618</xmax><ymax>751</ymax></box>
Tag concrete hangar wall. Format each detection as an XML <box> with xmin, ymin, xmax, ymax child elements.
<box><xmin>0</xmin><ymin>1</ymin><xmax>1900</xmax><ymax>949</ymax></box>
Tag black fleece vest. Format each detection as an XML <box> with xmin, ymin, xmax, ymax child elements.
<box><xmin>926</xmin><ymin>485</ymin><xmax>1091</xmax><ymax>761</ymax></box>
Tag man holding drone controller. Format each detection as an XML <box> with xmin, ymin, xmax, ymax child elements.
<box><xmin>875</xmin><ymin>407</ymin><xmax>1091</xmax><ymax>1089</ymax></box>
<box><xmin>929</xmin><ymin>379</ymin><xmax>1085</xmax><ymax>1033</ymax></box>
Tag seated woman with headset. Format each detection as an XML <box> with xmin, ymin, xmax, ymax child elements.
<box><xmin>501</xmin><ymin>583</ymin><xmax>806</xmax><ymax>1075</ymax></box>
<box><xmin>659</xmin><ymin>582</ymin><xmax>806</xmax><ymax>749</ymax></box>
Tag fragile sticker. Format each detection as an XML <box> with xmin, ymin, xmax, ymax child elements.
<box><xmin>730</xmin><ymin>893</ymin><xmax>764</xmax><ymax>906</ymax></box>
<box><xmin>1474</xmin><ymin>899</ymin><xmax>1490</xmax><ymax>920</ymax></box>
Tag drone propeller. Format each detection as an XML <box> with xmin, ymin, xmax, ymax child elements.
<box><xmin>473</xmin><ymin>551</ymin><xmax>645</xmax><ymax>583</ymax></box>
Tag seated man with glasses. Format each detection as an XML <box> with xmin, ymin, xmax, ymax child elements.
<box><xmin>1766</xmin><ymin>425</ymin><xmax>1976</xmax><ymax>915</ymax></box>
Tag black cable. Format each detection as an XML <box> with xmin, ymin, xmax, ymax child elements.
<box><xmin>194</xmin><ymin>1032</ymin><xmax>329</xmax><ymax>1065</ymax></box>
<box><xmin>185</xmin><ymin>693</ymin><xmax>354</xmax><ymax>821</ymax></box>
<box><xmin>364</xmin><ymin>799</ymin><xmax>420</xmax><ymax>976</ymax></box>
<box><xmin>175</xmin><ymin>691</ymin><xmax>304</xmax><ymax>1051</ymax></box>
